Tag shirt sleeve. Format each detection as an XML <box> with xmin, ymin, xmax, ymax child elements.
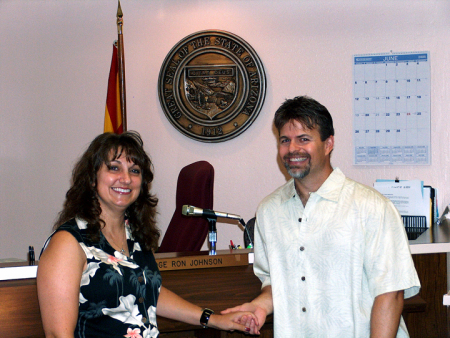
<box><xmin>363</xmin><ymin>196</ymin><xmax>421</xmax><ymax>299</ymax></box>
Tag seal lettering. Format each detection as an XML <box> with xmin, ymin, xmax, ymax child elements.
<box><xmin>158</xmin><ymin>30</ymin><xmax>266</xmax><ymax>142</ymax></box>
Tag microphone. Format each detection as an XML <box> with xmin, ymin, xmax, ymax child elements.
<box><xmin>182</xmin><ymin>205</ymin><xmax>241</xmax><ymax>220</ymax></box>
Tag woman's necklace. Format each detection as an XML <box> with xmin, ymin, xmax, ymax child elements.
<box><xmin>104</xmin><ymin>225</ymin><xmax>127</xmax><ymax>255</ymax></box>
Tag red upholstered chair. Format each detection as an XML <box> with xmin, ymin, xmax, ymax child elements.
<box><xmin>158</xmin><ymin>161</ymin><xmax>214</xmax><ymax>253</ymax></box>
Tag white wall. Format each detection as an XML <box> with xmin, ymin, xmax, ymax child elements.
<box><xmin>2</xmin><ymin>0</ymin><xmax>450</xmax><ymax>260</ymax></box>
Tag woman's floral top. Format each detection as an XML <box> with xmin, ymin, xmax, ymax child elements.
<box><xmin>42</xmin><ymin>218</ymin><xmax>162</xmax><ymax>338</ymax></box>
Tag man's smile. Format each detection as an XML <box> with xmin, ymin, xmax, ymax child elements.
<box><xmin>285</xmin><ymin>153</ymin><xmax>310</xmax><ymax>165</ymax></box>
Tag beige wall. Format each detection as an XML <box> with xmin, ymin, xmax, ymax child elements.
<box><xmin>2</xmin><ymin>0</ymin><xmax>450</xmax><ymax>260</ymax></box>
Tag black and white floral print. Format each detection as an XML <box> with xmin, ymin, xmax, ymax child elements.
<box><xmin>43</xmin><ymin>218</ymin><xmax>162</xmax><ymax>338</ymax></box>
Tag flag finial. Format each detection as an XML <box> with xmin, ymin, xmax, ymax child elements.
<box><xmin>117</xmin><ymin>0</ymin><xmax>123</xmax><ymax>19</ymax></box>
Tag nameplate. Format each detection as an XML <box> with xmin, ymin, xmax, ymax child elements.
<box><xmin>0</xmin><ymin>251</ymin><xmax>254</xmax><ymax>277</ymax></box>
<box><xmin>155</xmin><ymin>250</ymin><xmax>251</xmax><ymax>271</ymax></box>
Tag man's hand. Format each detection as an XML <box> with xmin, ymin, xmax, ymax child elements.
<box><xmin>221</xmin><ymin>302</ymin><xmax>266</xmax><ymax>335</ymax></box>
<box><xmin>208</xmin><ymin>310</ymin><xmax>259</xmax><ymax>333</ymax></box>
<box><xmin>221</xmin><ymin>285</ymin><xmax>273</xmax><ymax>335</ymax></box>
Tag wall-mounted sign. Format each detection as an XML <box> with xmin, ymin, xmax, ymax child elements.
<box><xmin>158</xmin><ymin>30</ymin><xmax>266</xmax><ymax>142</ymax></box>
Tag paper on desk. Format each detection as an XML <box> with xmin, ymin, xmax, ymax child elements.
<box><xmin>0</xmin><ymin>265</ymin><xmax>37</xmax><ymax>281</ymax></box>
<box><xmin>374</xmin><ymin>180</ymin><xmax>431</xmax><ymax>227</ymax></box>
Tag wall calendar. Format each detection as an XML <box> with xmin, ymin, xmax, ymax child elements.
<box><xmin>353</xmin><ymin>51</ymin><xmax>430</xmax><ymax>165</ymax></box>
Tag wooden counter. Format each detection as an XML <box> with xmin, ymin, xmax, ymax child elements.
<box><xmin>0</xmin><ymin>251</ymin><xmax>270</xmax><ymax>338</ymax></box>
<box><xmin>404</xmin><ymin>221</ymin><xmax>450</xmax><ymax>337</ymax></box>
<box><xmin>0</xmin><ymin>241</ymin><xmax>448</xmax><ymax>338</ymax></box>
<box><xmin>409</xmin><ymin>219</ymin><xmax>450</xmax><ymax>254</ymax></box>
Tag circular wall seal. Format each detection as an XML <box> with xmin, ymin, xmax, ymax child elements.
<box><xmin>158</xmin><ymin>30</ymin><xmax>266</xmax><ymax>143</ymax></box>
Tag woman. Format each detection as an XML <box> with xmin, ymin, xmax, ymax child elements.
<box><xmin>37</xmin><ymin>131</ymin><xmax>256</xmax><ymax>338</ymax></box>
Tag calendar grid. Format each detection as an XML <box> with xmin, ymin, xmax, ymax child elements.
<box><xmin>353</xmin><ymin>52</ymin><xmax>430</xmax><ymax>165</ymax></box>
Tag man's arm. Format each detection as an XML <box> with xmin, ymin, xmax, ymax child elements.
<box><xmin>370</xmin><ymin>290</ymin><xmax>404</xmax><ymax>338</ymax></box>
<box><xmin>221</xmin><ymin>285</ymin><xmax>273</xmax><ymax>335</ymax></box>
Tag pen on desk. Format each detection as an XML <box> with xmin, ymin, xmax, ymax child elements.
<box><xmin>230</xmin><ymin>240</ymin><xmax>236</xmax><ymax>250</ymax></box>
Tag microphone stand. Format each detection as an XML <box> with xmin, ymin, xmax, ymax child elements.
<box><xmin>206</xmin><ymin>216</ymin><xmax>217</xmax><ymax>255</ymax></box>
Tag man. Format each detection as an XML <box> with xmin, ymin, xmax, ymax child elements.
<box><xmin>224</xmin><ymin>96</ymin><xmax>420</xmax><ymax>337</ymax></box>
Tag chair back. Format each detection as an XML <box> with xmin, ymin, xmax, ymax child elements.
<box><xmin>158</xmin><ymin>161</ymin><xmax>214</xmax><ymax>253</ymax></box>
<box><xmin>244</xmin><ymin>217</ymin><xmax>255</xmax><ymax>248</ymax></box>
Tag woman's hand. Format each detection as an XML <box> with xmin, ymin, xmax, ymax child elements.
<box><xmin>221</xmin><ymin>303</ymin><xmax>266</xmax><ymax>335</ymax></box>
<box><xmin>208</xmin><ymin>310</ymin><xmax>259</xmax><ymax>334</ymax></box>
<box><xmin>221</xmin><ymin>286</ymin><xmax>273</xmax><ymax>335</ymax></box>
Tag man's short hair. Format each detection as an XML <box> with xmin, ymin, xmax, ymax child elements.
<box><xmin>274</xmin><ymin>96</ymin><xmax>335</xmax><ymax>141</ymax></box>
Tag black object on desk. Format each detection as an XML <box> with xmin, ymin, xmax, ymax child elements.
<box><xmin>243</xmin><ymin>217</ymin><xmax>255</xmax><ymax>249</ymax></box>
<box><xmin>402</xmin><ymin>215</ymin><xmax>427</xmax><ymax>240</ymax></box>
<box><xmin>28</xmin><ymin>246</ymin><xmax>35</xmax><ymax>265</ymax></box>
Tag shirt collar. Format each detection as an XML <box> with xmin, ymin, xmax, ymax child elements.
<box><xmin>279</xmin><ymin>179</ymin><xmax>297</xmax><ymax>204</ymax></box>
<box><xmin>279</xmin><ymin>167</ymin><xmax>346</xmax><ymax>204</ymax></box>
<box><xmin>314</xmin><ymin>167</ymin><xmax>345</xmax><ymax>202</ymax></box>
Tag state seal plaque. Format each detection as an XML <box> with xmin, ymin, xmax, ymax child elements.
<box><xmin>158</xmin><ymin>30</ymin><xmax>266</xmax><ymax>142</ymax></box>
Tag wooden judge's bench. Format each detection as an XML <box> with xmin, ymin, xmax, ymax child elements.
<box><xmin>0</xmin><ymin>242</ymin><xmax>448</xmax><ymax>338</ymax></box>
<box><xmin>0</xmin><ymin>250</ymin><xmax>273</xmax><ymax>338</ymax></box>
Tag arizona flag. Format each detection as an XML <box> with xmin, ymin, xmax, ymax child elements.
<box><xmin>104</xmin><ymin>42</ymin><xmax>123</xmax><ymax>134</ymax></box>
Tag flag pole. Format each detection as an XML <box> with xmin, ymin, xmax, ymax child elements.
<box><xmin>116</xmin><ymin>0</ymin><xmax>127</xmax><ymax>131</ymax></box>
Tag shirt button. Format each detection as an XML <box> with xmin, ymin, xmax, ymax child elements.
<box><xmin>139</xmin><ymin>297</ymin><xmax>144</xmax><ymax>303</ymax></box>
<box><xmin>138</xmin><ymin>276</ymin><xmax>144</xmax><ymax>283</ymax></box>
<box><xmin>302</xmin><ymin>307</ymin><xmax>307</xmax><ymax>312</ymax></box>
<box><xmin>298</xmin><ymin>218</ymin><xmax>302</xmax><ymax>222</ymax></box>
<box><xmin>300</xmin><ymin>246</ymin><xmax>305</xmax><ymax>251</ymax></box>
<box><xmin>301</xmin><ymin>276</ymin><xmax>306</xmax><ymax>281</ymax></box>
<box><xmin>142</xmin><ymin>317</ymin><xmax>147</xmax><ymax>323</ymax></box>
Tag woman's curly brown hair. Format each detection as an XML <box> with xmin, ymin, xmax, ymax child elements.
<box><xmin>54</xmin><ymin>131</ymin><xmax>160</xmax><ymax>252</ymax></box>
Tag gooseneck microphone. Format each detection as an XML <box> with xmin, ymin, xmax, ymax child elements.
<box><xmin>182</xmin><ymin>205</ymin><xmax>241</xmax><ymax>220</ymax></box>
